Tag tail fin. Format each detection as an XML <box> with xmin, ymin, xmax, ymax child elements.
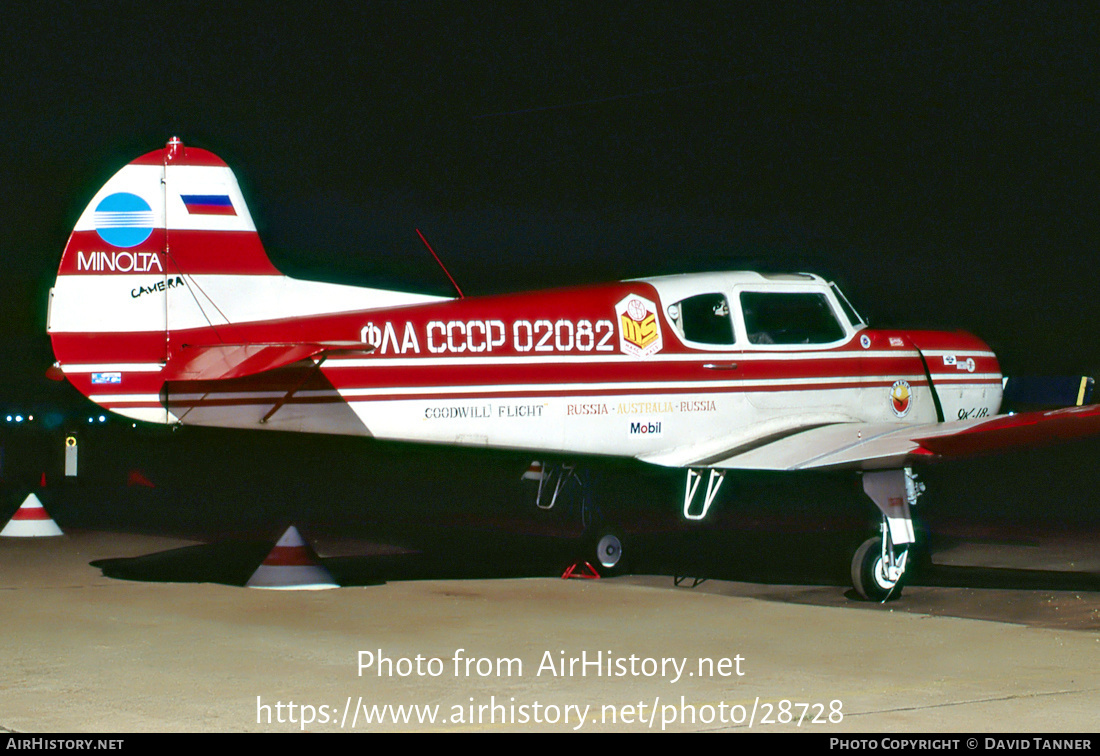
<box><xmin>49</xmin><ymin>138</ymin><xmax>280</xmax><ymax>422</ymax></box>
<box><xmin>49</xmin><ymin>137</ymin><xmax>442</xmax><ymax>424</ymax></box>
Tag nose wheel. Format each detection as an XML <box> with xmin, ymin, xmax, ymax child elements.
<box><xmin>851</xmin><ymin>534</ymin><xmax>907</xmax><ymax>602</ymax></box>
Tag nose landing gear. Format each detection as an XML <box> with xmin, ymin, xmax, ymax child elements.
<box><xmin>852</xmin><ymin>468</ymin><xmax>923</xmax><ymax>601</ymax></box>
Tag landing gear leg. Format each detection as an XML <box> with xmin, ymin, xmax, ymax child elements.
<box><xmin>525</xmin><ymin>462</ymin><xmax>578</xmax><ymax>511</ymax></box>
<box><xmin>683</xmin><ymin>468</ymin><xmax>726</xmax><ymax>521</ymax></box>
<box><xmin>852</xmin><ymin>468</ymin><xmax>923</xmax><ymax>601</ymax></box>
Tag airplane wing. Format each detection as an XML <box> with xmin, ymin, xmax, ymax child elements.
<box><xmin>639</xmin><ymin>404</ymin><xmax>1100</xmax><ymax>472</ymax></box>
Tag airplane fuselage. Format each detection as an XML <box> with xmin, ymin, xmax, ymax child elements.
<box><xmin>55</xmin><ymin>271</ymin><xmax>1002</xmax><ymax>471</ymax></box>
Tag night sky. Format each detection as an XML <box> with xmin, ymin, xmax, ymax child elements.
<box><xmin>2</xmin><ymin>1</ymin><xmax>1098</xmax><ymax>407</ymax></box>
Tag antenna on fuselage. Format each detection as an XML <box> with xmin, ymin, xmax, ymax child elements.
<box><xmin>415</xmin><ymin>228</ymin><xmax>465</xmax><ymax>299</ymax></box>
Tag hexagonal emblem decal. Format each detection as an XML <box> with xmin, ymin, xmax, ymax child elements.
<box><xmin>615</xmin><ymin>294</ymin><xmax>663</xmax><ymax>358</ymax></box>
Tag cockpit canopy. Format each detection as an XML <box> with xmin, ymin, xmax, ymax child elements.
<box><xmin>645</xmin><ymin>272</ymin><xmax>865</xmax><ymax>350</ymax></box>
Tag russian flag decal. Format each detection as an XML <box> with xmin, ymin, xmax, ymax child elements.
<box><xmin>181</xmin><ymin>194</ymin><xmax>236</xmax><ymax>216</ymax></box>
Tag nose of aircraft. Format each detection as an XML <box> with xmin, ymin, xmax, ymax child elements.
<box><xmin>901</xmin><ymin>330</ymin><xmax>1003</xmax><ymax>420</ymax></box>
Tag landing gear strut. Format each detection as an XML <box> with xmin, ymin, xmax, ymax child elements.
<box><xmin>852</xmin><ymin>468</ymin><xmax>924</xmax><ymax>601</ymax></box>
<box><xmin>683</xmin><ymin>468</ymin><xmax>726</xmax><ymax>520</ymax></box>
<box><xmin>525</xmin><ymin>461</ymin><xmax>578</xmax><ymax>510</ymax></box>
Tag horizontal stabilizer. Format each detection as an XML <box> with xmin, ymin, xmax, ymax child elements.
<box><xmin>163</xmin><ymin>342</ymin><xmax>372</xmax><ymax>383</ymax></box>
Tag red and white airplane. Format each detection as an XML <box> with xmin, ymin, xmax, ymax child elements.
<box><xmin>47</xmin><ymin>138</ymin><xmax>1100</xmax><ymax>600</ymax></box>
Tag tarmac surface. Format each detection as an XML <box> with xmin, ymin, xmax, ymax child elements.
<box><xmin>1</xmin><ymin>528</ymin><xmax>1097</xmax><ymax>733</ymax></box>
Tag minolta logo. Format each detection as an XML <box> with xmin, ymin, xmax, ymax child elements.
<box><xmin>76</xmin><ymin>251</ymin><xmax>163</xmax><ymax>273</ymax></box>
<box><xmin>629</xmin><ymin>421</ymin><xmax>662</xmax><ymax>435</ymax></box>
<box><xmin>94</xmin><ymin>192</ymin><xmax>154</xmax><ymax>248</ymax></box>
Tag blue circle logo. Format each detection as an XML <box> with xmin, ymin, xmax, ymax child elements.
<box><xmin>94</xmin><ymin>192</ymin><xmax>154</xmax><ymax>248</ymax></box>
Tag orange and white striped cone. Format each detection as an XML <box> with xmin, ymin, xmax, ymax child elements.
<box><xmin>521</xmin><ymin>461</ymin><xmax>544</xmax><ymax>481</ymax></box>
<box><xmin>246</xmin><ymin>526</ymin><xmax>337</xmax><ymax>590</ymax></box>
<box><xmin>1</xmin><ymin>493</ymin><xmax>64</xmax><ymax>537</ymax></box>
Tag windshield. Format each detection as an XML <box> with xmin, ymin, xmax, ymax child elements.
<box><xmin>829</xmin><ymin>282</ymin><xmax>866</xmax><ymax>328</ymax></box>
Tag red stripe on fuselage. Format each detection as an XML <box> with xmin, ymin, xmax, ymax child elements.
<box><xmin>321</xmin><ymin>354</ymin><xmax>932</xmax><ymax>387</ymax></box>
<box><xmin>156</xmin><ymin>380</ymin><xmax>923</xmax><ymax>409</ymax></box>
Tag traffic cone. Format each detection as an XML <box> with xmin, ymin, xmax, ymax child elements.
<box><xmin>1</xmin><ymin>493</ymin><xmax>64</xmax><ymax>537</ymax></box>
<box><xmin>246</xmin><ymin>526</ymin><xmax>337</xmax><ymax>590</ymax></box>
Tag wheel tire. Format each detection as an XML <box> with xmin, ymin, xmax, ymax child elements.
<box><xmin>596</xmin><ymin>533</ymin><xmax>623</xmax><ymax>570</ymax></box>
<box><xmin>851</xmin><ymin>536</ymin><xmax>903</xmax><ymax>602</ymax></box>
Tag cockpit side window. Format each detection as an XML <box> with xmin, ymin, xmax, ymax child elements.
<box><xmin>740</xmin><ymin>291</ymin><xmax>845</xmax><ymax>345</ymax></box>
<box><xmin>668</xmin><ymin>293</ymin><xmax>735</xmax><ymax>345</ymax></box>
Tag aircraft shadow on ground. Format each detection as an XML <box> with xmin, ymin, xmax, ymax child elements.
<box><xmin>91</xmin><ymin>541</ymin><xmax>283</xmax><ymax>587</ymax></box>
<box><xmin>89</xmin><ymin>529</ymin><xmax>574</xmax><ymax>586</ymax></box>
<box><xmin>88</xmin><ymin>527</ymin><xmax>1100</xmax><ymax>596</ymax></box>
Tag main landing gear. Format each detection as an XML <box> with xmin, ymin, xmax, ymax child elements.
<box><xmin>524</xmin><ymin>461</ymin><xmax>625</xmax><ymax>573</ymax></box>
<box><xmin>851</xmin><ymin>468</ymin><xmax>924</xmax><ymax>602</ymax></box>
